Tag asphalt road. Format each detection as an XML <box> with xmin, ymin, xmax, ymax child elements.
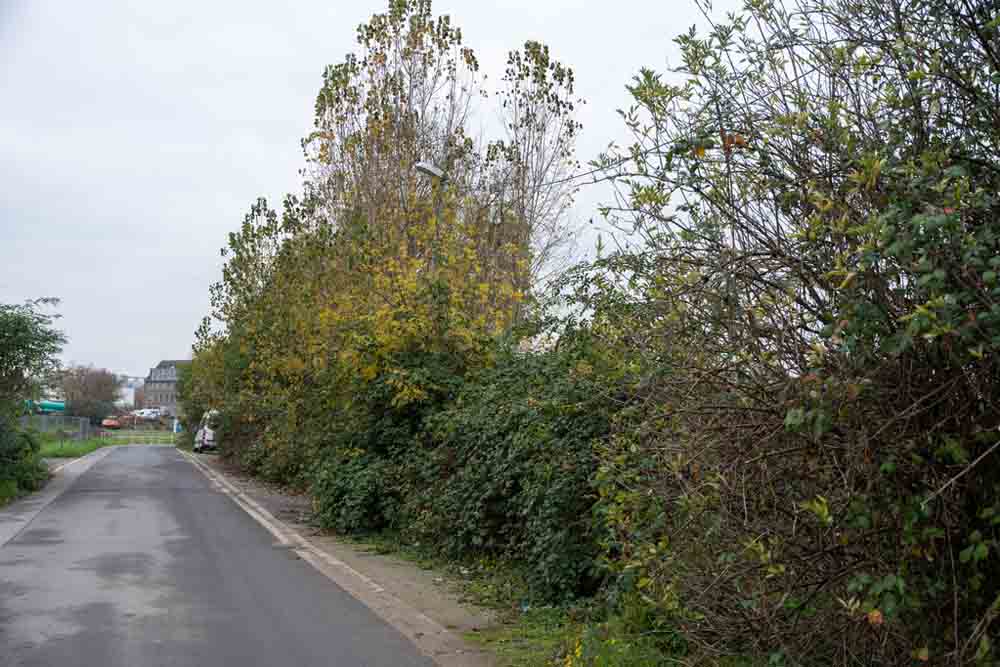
<box><xmin>0</xmin><ymin>445</ymin><xmax>434</xmax><ymax>666</ymax></box>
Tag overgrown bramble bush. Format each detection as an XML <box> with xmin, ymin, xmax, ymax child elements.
<box><xmin>584</xmin><ymin>0</ymin><xmax>1000</xmax><ymax>663</ymax></box>
<box><xmin>311</xmin><ymin>350</ymin><xmax>460</xmax><ymax>532</ymax></box>
<box><xmin>309</xmin><ymin>331</ymin><xmax>618</xmax><ymax>602</ymax></box>
<box><xmin>399</xmin><ymin>334</ymin><xmax>616</xmax><ymax>600</ymax></box>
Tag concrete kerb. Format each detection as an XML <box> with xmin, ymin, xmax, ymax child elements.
<box><xmin>179</xmin><ymin>450</ymin><xmax>494</xmax><ymax>667</ymax></box>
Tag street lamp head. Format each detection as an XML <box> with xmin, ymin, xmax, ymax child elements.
<box><xmin>415</xmin><ymin>161</ymin><xmax>446</xmax><ymax>181</ymax></box>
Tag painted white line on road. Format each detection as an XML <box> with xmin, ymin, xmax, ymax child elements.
<box><xmin>1</xmin><ymin>447</ymin><xmax>116</xmax><ymax>548</ymax></box>
<box><xmin>179</xmin><ymin>451</ymin><xmax>385</xmax><ymax>591</ymax></box>
<box><xmin>50</xmin><ymin>455</ymin><xmax>86</xmax><ymax>475</ymax></box>
<box><xmin>48</xmin><ymin>444</ymin><xmax>167</xmax><ymax>475</ymax></box>
<box><xmin>179</xmin><ymin>450</ymin><xmax>490</xmax><ymax>667</ymax></box>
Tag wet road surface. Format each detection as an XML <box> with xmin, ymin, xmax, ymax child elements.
<box><xmin>0</xmin><ymin>445</ymin><xmax>432</xmax><ymax>666</ymax></box>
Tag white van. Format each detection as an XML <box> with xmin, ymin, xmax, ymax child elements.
<box><xmin>194</xmin><ymin>409</ymin><xmax>220</xmax><ymax>452</ymax></box>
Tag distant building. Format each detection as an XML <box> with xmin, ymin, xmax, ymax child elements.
<box><xmin>143</xmin><ymin>360</ymin><xmax>186</xmax><ymax>416</ymax></box>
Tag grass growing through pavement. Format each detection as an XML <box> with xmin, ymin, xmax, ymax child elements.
<box><xmin>471</xmin><ymin>606</ymin><xmax>575</xmax><ymax>667</ymax></box>
<box><xmin>332</xmin><ymin>532</ymin><xmax>689</xmax><ymax>666</ymax></box>
<box><xmin>336</xmin><ymin>532</ymin><xmax>579</xmax><ymax>666</ymax></box>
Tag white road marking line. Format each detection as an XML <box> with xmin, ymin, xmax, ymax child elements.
<box><xmin>2</xmin><ymin>447</ymin><xmax>116</xmax><ymax>548</ymax></box>
<box><xmin>180</xmin><ymin>451</ymin><xmax>385</xmax><ymax>591</ymax></box>
<box><xmin>50</xmin><ymin>446</ymin><xmax>108</xmax><ymax>474</ymax></box>
<box><xmin>177</xmin><ymin>449</ymin><xmax>484</xmax><ymax>666</ymax></box>
<box><xmin>48</xmin><ymin>443</ymin><xmax>171</xmax><ymax>474</ymax></box>
<box><xmin>50</xmin><ymin>458</ymin><xmax>81</xmax><ymax>475</ymax></box>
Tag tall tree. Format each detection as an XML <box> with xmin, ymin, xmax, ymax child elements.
<box><xmin>60</xmin><ymin>365</ymin><xmax>122</xmax><ymax>404</ymax></box>
<box><xmin>0</xmin><ymin>299</ymin><xmax>65</xmax><ymax>417</ymax></box>
<box><xmin>303</xmin><ymin>0</ymin><xmax>582</xmax><ymax>295</ymax></box>
<box><xmin>61</xmin><ymin>365</ymin><xmax>123</xmax><ymax>425</ymax></box>
<box><xmin>494</xmin><ymin>40</ymin><xmax>583</xmax><ymax>287</ymax></box>
<box><xmin>187</xmin><ymin>0</ymin><xmax>585</xmax><ymax>489</ymax></box>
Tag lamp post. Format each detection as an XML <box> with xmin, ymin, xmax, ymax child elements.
<box><xmin>414</xmin><ymin>161</ymin><xmax>447</xmax><ymax>270</ymax></box>
<box><xmin>414</xmin><ymin>161</ymin><xmax>446</xmax><ymax>181</ymax></box>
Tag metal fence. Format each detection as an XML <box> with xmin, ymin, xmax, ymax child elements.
<box><xmin>18</xmin><ymin>414</ymin><xmax>92</xmax><ymax>440</ymax></box>
<box><xmin>97</xmin><ymin>430</ymin><xmax>176</xmax><ymax>444</ymax></box>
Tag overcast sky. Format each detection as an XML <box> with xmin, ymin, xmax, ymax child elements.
<box><xmin>1</xmin><ymin>0</ymin><xmax>733</xmax><ymax>376</ymax></box>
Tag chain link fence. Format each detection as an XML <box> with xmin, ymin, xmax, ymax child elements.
<box><xmin>18</xmin><ymin>415</ymin><xmax>92</xmax><ymax>440</ymax></box>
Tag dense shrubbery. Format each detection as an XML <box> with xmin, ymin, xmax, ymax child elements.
<box><xmin>0</xmin><ymin>299</ymin><xmax>63</xmax><ymax>504</ymax></box>
<box><xmin>0</xmin><ymin>421</ymin><xmax>46</xmax><ymax>504</ymax></box>
<box><xmin>313</xmin><ymin>334</ymin><xmax>617</xmax><ymax>600</ymax></box>
<box><xmin>245</xmin><ymin>328</ymin><xmax>619</xmax><ymax>602</ymax></box>
<box><xmin>408</xmin><ymin>341</ymin><xmax>612</xmax><ymax>599</ymax></box>
<box><xmin>182</xmin><ymin>0</ymin><xmax>1000</xmax><ymax>663</ymax></box>
<box><xmin>577</xmin><ymin>0</ymin><xmax>1000</xmax><ymax>662</ymax></box>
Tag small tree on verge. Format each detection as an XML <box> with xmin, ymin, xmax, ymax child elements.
<box><xmin>0</xmin><ymin>299</ymin><xmax>65</xmax><ymax>502</ymax></box>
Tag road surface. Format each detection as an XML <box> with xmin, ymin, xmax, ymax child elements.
<box><xmin>0</xmin><ymin>445</ymin><xmax>433</xmax><ymax>666</ymax></box>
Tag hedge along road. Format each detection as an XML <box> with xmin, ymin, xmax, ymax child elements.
<box><xmin>0</xmin><ymin>445</ymin><xmax>433</xmax><ymax>667</ymax></box>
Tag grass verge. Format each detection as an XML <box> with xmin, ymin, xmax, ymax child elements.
<box><xmin>39</xmin><ymin>438</ymin><xmax>108</xmax><ymax>458</ymax></box>
<box><xmin>39</xmin><ymin>431</ymin><xmax>175</xmax><ymax>458</ymax></box>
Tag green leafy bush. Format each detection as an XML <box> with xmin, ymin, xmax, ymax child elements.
<box><xmin>0</xmin><ymin>421</ymin><xmax>47</xmax><ymax>504</ymax></box>
<box><xmin>309</xmin><ymin>348</ymin><xmax>464</xmax><ymax>529</ymax></box>
<box><xmin>400</xmin><ymin>335</ymin><xmax>616</xmax><ymax>600</ymax></box>
<box><xmin>313</xmin><ymin>453</ymin><xmax>402</xmax><ymax>533</ymax></box>
<box><xmin>0</xmin><ymin>299</ymin><xmax>62</xmax><ymax>504</ymax></box>
<box><xmin>307</xmin><ymin>333</ymin><xmax>617</xmax><ymax>602</ymax></box>
<box><xmin>581</xmin><ymin>0</ymin><xmax>1000</xmax><ymax>662</ymax></box>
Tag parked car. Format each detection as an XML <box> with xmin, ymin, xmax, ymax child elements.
<box><xmin>194</xmin><ymin>409</ymin><xmax>220</xmax><ymax>453</ymax></box>
<box><xmin>101</xmin><ymin>416</ymin><xmax>121</xmax><ymax>429</ymax></box>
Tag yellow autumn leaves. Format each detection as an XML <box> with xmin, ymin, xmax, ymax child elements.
<box><xmin>192</xmin><ymin>186</ymin><xmax>526</xmax><ymax>435</ymax></box>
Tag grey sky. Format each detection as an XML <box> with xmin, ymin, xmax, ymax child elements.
<box><xmin>1</xmin><ymin>0</ymin><xmax>729</xmax><ymax>376</ymax></box>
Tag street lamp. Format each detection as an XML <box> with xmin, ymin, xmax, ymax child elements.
<box><xmin>415</xmin><ymin>160</ymin><xmax>448</xmax><ymax>270</ymax></box>
<box><xmin>415</xmin><ymin>161</ymin><xmax>447</xmax><ymax>181</ymax></box>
